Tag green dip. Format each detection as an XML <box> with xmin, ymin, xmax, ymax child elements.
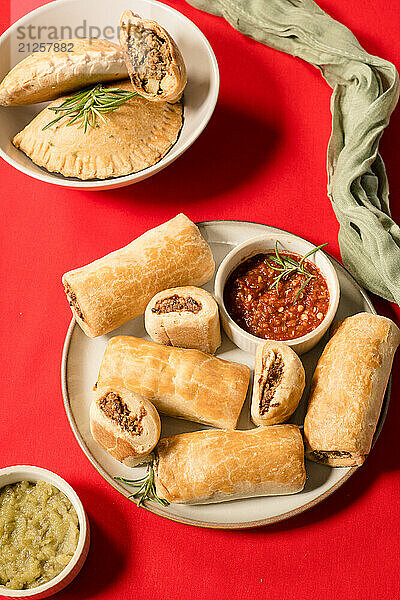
<box><xmin>0</xmin><ymin>480</ymin><xmax>80</xmax><ymax>590</ymax></box>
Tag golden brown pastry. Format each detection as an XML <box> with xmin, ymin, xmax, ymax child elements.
<box><xmin>304</xmin><ymin>313</ymin><xmax>400</xmax><ymax>467</ymax></box>
<box><xmin>251</xmin><ymin>341</ymin><xmax>305</xmax><ymax>426</ymax></box>
<box><xmin>144</xmin><ymin>286</ymin><xmax>221</xmax><ymax>354</ymax></box>
<box><xmin>154</xmin><ymin>426</ymin><xmax>306</xmax><ymax>504</ymax></box>
<box><xmin>0</xmin><ymin>39</ymin><xmax>128</xmax><ymax>106</ymax></box>
<box><xmin>95</xmin><ymin>335</ymin><xmax>250</xmax><ymax>429</ymax></box>
<box><xmin>62</xmin><ymin>214</ymin><xmax>214</xmax><ymax>337</ymax></box>
<box><xmin>12</xmin><ymin>81</ymin><xmax>183</xmax><ymax>180</ymax></box>
<box><xmin>90</xmin><ymin>386</ymin><xmax>161</xmax><ymax>467</ymax></box>
<box><xmin>119</xmin><ymin>10</ymin><xmax>187</xmax><ymax>102</ymax></box>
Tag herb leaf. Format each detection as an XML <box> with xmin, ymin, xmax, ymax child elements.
<box><xmin>299</xmin><ymin>243</ymin><xmax>329</xmax><ymax>267</ymax></box>
<box><xmin>42</xmin><ymin>84</ymin><xmax>139</xmax><ymax>133</ymax></box>
<box><xmin>115</xmin><ymin>463</ymin><xmax>169</xmax><ymax>508</ymax></box>
<box><xmin>266</xmin><ymin>241</ymin><xmax>328</xmax><ymax>301</ymax></box>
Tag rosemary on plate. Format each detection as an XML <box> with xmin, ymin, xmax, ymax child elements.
<box><xmin>266</xmin><ymin>241</ymin><xmax>328</xmax><ymax>302</ymax></box>
<box><xmin>115</xmin><ymin>463</ymin><xmax>169</xmax><ymax>508</ymax></box>
<box><xmin>42</xmin><ymin>84</ymin><xmax>139</xmax><ymax>133</ymax></box>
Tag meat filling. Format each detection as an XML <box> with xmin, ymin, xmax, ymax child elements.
<box><xmin>259</xmin><ymin>352</ymin><xmax>284</xmax><ymax>415</ymax></box>
<box><xmin>152</xmin><ymin>294</ymin><xmax>202</xmax><ymax>315</ymax></box>
<box><xmin>64</xmin><ymin>284</ymin><xmax>84</xmax><ymax>322</ymax></box>
<box><xmin>312</xmin><ymin>450</ymin><xmax>352</xmax><ymax>462</ymax></box>
<box><xmin>99</xmin><ymin>392</ymin><xmax>146</xmax><ymax>436</ymax></box>
<box><xmin>127</xmin><ymin>24</ymin><xmax>171</xmax><ymax>95</ymax></box>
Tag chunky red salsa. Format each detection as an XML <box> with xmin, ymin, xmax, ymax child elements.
<box><xmin>224</xmin><ymin>252</ymin><xmax>330</xmax><ymax>341</ymax></box>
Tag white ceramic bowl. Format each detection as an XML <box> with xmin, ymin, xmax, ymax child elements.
<box><xmin>215</xmin><ymin>233</ymin><xmax>340</xmax><ymax>355</ymax></box>
<box><xmin>0</xmin><ymin>466</ymin><xmax>90</xmax><ymax>599</ymax></box>
<box><xmin>0</xmin><ymin>0</ymin><xmax>219</xmax><ymax>190</ymax></box>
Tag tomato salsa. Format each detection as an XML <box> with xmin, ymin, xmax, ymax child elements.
<box><xmin>224</xmin><ymin>251</ymin><xmax>330</xmax><ymax>341</ymax></box>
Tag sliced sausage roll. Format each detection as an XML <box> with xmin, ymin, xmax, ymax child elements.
<box><xmin>145</xmin><ymin>286</ymin><xmax>221</xmax><ymax>354</ymax></box>
<box><xmin>90</xmin><ymin>386</ymin><xmax>161</xmax><ymax>466</ymax></box>
<box><xmin>251</xmin><ymin>341</ymin><xmax>305</xmax><ymax>426</ymax></box>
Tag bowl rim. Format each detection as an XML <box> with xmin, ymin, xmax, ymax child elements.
<box><xmin>0</xmin><ymin>0</ymin><xmax>220</xmax><ymax>189</ymax></box>
<box><xmin>214</xmin><ymin>232</ymin><xmax>340</xmax><ymax>348</ymax></box>
<box><xmin>0</xmin><ymin>465</ymin><xmax>88</xmax><ymax>597</ymax></box>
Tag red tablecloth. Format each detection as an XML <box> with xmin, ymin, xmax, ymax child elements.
<box><xmin>1</xmin><ymin>0</ymin><xmax>400</xmax><ymax>598</ymax></box>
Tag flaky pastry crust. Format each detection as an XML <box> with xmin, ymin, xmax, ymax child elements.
<box><xmin>13</xmin><ymin>80</ymin><xmax>183</xmax><ymax>180</ymax></box>
<box><xmin>90</xmin><ymin>386</ymin><xmax>161</xmax><ymax>467</ymax></box>
<box><xmin>154</xmin><ymin>426</ymin><xmax>306</xmax><ymax>504</ymax></box>
<box><xmin>304</xmin><ymin>313</ymin><xmax>400</xmax><ymax>466</ymax></box>
<box><xmin>0</xmin><ymin>39</ymin><xmax>128</xmax><ymax>106</ymax></box>
<box><xmin>145</xmin><ymin>286</ymin><xmax>221</xmax><ymax>354</ymax></box>
<box><xmin>95</xmin><ymin>335</ymin><xmax>250</xmax><ymax>429</ymax></box>
<box><xmin>251</xmin><ymin>341</ymin><xmax>305</xmax><ymax>426</ymax></box>
<box><xmin>119</xmin><ymin>11</ymin><xmax>187</xmax><ymax>103</ymax></box>
<box><xmin>62</xmin><ymin>214</ymin><xmax>214</xmax><ymax>337</ymax></box>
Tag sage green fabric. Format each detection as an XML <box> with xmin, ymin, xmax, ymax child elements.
<box><xmin>187</xmin><ymin>0</ymin><xmax>400</xmax><ymax>303</ymax></box>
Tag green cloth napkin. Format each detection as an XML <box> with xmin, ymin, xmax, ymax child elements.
<box><xmin>187</xmin><ymin>0</ymin><xmax>400</xmax><ymax>304</ymax></box>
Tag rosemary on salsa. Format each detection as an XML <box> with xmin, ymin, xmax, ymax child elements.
<box><xmin>266</xmin><ymin>241</ymin><xmax>328</xmax><ymax>302</ymax></box>
<box><xmin>42</xmin><ymin>84</ymin><xmax>139</xmax><ymax>133</ymax></box>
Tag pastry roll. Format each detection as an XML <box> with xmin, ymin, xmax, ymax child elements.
<box><xmin>304</xmin><ymin>313</ymin><xmax>400</xmax><ymax>467</ymax></box>
<box><xmin>119</xmin><ymin>11</ymin><xmax>187</xmax><ymax>103</ymax></box>
<box><xmin>90</xmin><ymin>386</ymin><xmax>161</xmax><ymax>467</ymax></box>
<box><xmin>96</xmin><ymin>335</ymin><xmax>250</xmax><ymax>429</ymax></box>
<box><xmin>144</xmin><ymin>286</ymin><xmax>221</xmax><ymax>354</ymax></box>
<box><xmin>13</xmin><ymin>81</ymin><xmax>183</xmax><ymax>181</ymax></box>
<box><xmin>62</xmin><ymin>214</ymin><xmax>215</xmax><ymax>337</ymax></box>
<box><xmin>251</xmin><ymin>341</ymin><xmax>305</xmax><ymax>426</ymax></box>
<box><xmin>154</xmin><ymin>426</ymin><xmax>306</xmax><ymax>504</ymax></box>
<box><xmin>0</xmin><ymin>39</ymin><xmax>128</xmax><ymax>106</ymax></box>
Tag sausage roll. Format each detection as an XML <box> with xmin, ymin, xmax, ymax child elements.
<box><xmin>304</xmin><ymin>313</ymin><xmax>400</xmax><ymax>467</ymax></box>
<box><xmin>90</xmin><ymin>386</ymin><xmax>161</xmax><ymax>467</ymax></box>
<box><xmin>251</xmin><ymin>341</ymin><xmax>305</xmax><ymax>426</ymax></box>
<box><xmin>119</xmin><ymin>10</ymin><xmax>187</xmax><ymax>103</ymax></box>
<box><xmin>154</xmin><ymin>426</ymin><xmax>306</xmax><ymax>504</ymax></box>
<box><xmin>144</xmin><ymin>286</ymin><xmax>221</xmax><ymax>354</ymax></box>
<box><xmin>62</xmin><ymin>214</ymin><xmax>215</xmax><ymax>338</ymax></box>
<box><xmin>96</xmin><ymin>335</ymin><xmax>250</xmax><ymax>429</ymax></box>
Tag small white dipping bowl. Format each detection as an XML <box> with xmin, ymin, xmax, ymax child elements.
<box><xmin>0</xmin><ymin>466</ymin><xmax>90</xmax><ymax>599</ymax></box>
<box><xmin>215</xmin><ymin>233</ymin><xmax>340</xmax><ymax>355</ymax></box>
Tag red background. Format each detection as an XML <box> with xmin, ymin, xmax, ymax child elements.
<box><xmin>1</xmin><ymin>1</ymin><xmax>400</xmax><ymax>598</ymax></box>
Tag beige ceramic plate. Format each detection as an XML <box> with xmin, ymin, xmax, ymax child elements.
<box><xmin>61</xmin><ymin>221</ymin><xmax>390</xmax><ymax>528</ymax></box>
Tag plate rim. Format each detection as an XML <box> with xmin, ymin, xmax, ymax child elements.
<box><xmin>61</xmin><ymin>219</ymin><xmax>390</xmax><ymax>529</ymax></box>
<box><xmin>0</xmin><ymin>0</ymin><xmax>220</xmax><ymax>190</ymax></box>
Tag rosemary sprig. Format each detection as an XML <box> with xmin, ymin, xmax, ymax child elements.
<box><xmin>266</xmin><ymin>241</ymin><xmax>328</xmax><ymax>302</ymax></box>
<box><xmin>115</xmin><ymin>463</ymin><xmax>169</xmax><ymax>508</ymax></box>
<box><xmin>42</xmin><ymin>84</ymin><xmax>139</xmax><ymax>133</ymax></box>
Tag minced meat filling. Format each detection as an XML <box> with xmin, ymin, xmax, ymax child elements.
<box><xmin>312</xmin><ymin>450</ymin><xmax>352</xmax><ymax>462</ymax></box>
<box><xmin>152</xmin><ymin>294</ymin><xmax>202</xmax><ymax>314</ymax></box>
<box><xmin>65</xmin><ymin>284</ymin><xmax>84</xmax><ymax>321</ymax></box>
<box><xmin>259</xmin><ymin>352</ymin><xmax>284</xmax><ymax>415</ymax></box>
<box><xmin>99</xmin><ymin>392</ymin><xmax>146</xmax><ymax>436</ymax></box>
<box><xmin>127</xmin><ymin>24</ymin><xmax>170</xmax><ymax>94</ymax></box>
